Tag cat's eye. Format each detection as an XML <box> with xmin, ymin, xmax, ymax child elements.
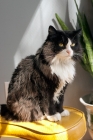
<box><xmin>59</xmin><ymin>43</ymin><xmax>63</xmax><ymax>47</ymax></box>
<box><xmin>71</xmin><ymin>43</ymin><xmax>75</xmax><ymax>47</ymax></box>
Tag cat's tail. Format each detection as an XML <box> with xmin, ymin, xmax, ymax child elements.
<box><xmin>0</xmin><ymin>104</ymin><xmax>8</xmax><ymax>116</ymax></box>
<box><xmin>0</xmin><ymin>104</ymin><xmax>16</xmax><ymax>120</ymax></box>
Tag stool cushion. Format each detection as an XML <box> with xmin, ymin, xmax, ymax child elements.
<box><xmin>0</xmin><ymin>107</ymin><xmax>86</xmax><ymax>140</ymax></box>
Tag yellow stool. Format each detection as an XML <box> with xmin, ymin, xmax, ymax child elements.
<box><xmin>0</xmin><ymin>107</ymin><xmax>86</xmax><ymax>140</ymax></box>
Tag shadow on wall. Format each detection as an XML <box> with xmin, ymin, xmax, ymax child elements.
<box><xmin>62</xmin><ymin>0</ymin><xmax>93</xmax><ymax>109</ymax></box>
<box><xmin>68</xmin><ymin>0</ymin><xmax>93</xmax><ymax>31</ymax></box>
<box><xmin>52</xmin><ymin>0</ymin><xmax>78</xmax><ymax>31</ymax></box>
<box><xmin>14</xmin><ymin>0</ymin><xmax>68</xmax><ymax>67</ymax></box>
<box><xmin>0</xmin><ymin>0</ymin><xmax>42</xmax><ymax>104</ymax></box>
<box><xmin>14</xmin><ymin>0</ymin><xmax>43</xmax><ymax>67</ymax></box>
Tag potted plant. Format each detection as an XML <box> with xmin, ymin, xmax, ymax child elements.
<box><xmin>55</xmin><ymin>0</ymin><xmax>93</xmax><ymax>138</ymax></box>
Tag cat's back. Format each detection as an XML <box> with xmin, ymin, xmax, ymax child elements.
<box><xmin>8</xmin><ymin>55</ymin><xmax>35</xmax><ymax>93</ymax></box>
<box><xmin>15</xmin><ymin>55</ymin><xmax>35</xmax><ymax>76</ymax></box>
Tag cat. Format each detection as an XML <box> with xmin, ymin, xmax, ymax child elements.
<box><xmin>0</xmin><ymin>25</ymin><xmax>82</xmax><ymax>122</ymax></box>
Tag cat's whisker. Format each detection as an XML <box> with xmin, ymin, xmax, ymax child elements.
<box><xmin>74</xmin><ymin>53</ymin><xmax>82</xmax><ymax>57</ymax></box>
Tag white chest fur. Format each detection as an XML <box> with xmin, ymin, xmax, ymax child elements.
<box><xmin>50</xmin><ymin>58</ymin><xmax>75</xmax><ymax>83</ymax></box>
<box><xmin>50</xmin><ymin>58</ymin><xmax>76</xmax><ymax>103</ymax></box>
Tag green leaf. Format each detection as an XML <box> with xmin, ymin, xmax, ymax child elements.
<box><xmin>83</xmin><ymin>14</ymin><xmax>93</xmax><ymax>40</ymax></box>
<box><xmin>75</xmin><ymin>0</ymin><xmax>93</xmax><ymax>73</ymax></box>
<box><xmin>91</xmin><ymin>0</ymin><xmax>93</xmax><ymax>6</ymax></box>
<box><xmin>55</xmin><ymin>13</ymin><xmax>69</xmax><ymax>31</ymax></box>
<box><xmin>55</xmin><ymin>0</ymin><xmax>93</xmax><ymax>77</ymax></box>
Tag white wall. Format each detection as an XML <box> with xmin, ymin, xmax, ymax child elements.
<box><xmin>0</xmin><ymin>0</ymin><xmax>68</xmax><ymax>104</ymax></box>
<box><xmin>0</xmin><ymin>0</ymin><xmax>93</xmax><ymax>139</ymax></box>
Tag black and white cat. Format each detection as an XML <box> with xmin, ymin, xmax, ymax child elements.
<box><xmin>1</xmin><ymin>26</ymin><xmax>82</xmax><ymax>122</ymax></box>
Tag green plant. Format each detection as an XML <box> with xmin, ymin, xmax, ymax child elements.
<box><xmin>55</xmin><ymin>0</ymin><xmax>93</xmax><ymax>77</ymax></box>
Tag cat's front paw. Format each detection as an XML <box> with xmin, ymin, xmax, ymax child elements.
<box><xmin>46</xmin><ymin>113</ymin><xmax>61</xmax><ymax>122</ymax></box>
<box><xmin>61</xmin><ymin>109</ymin><xmax>70</xmax><ymax>117</ymax></box>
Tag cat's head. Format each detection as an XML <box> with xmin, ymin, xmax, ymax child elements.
<box><xmin>39</xmin><ymin>26</ymin><xmax>82</xmax><ymax>64</ymax></box>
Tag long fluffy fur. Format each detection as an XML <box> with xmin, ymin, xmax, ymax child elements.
<box><xmin>0</xmin><ymin>26</ymin><xmax>82</xmax><ymax>122</ymax></box>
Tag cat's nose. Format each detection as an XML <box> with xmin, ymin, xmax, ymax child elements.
<box><xmin>66</xmin><ymin>49</ymin><xmax>73</xmax><ymax>57</ymax></box>
<box><xmin>66</xmin><ymin>50</ymin><xmax>71</xmax><ymax>55</ymax></box>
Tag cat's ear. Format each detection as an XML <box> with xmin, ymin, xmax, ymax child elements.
<box><xmin>48</xmin><ymin>26</ymin><xmax>57</xmax><ymax>35</ymax></box>
<box><xmin>73</xmin><ymin>28</ymin><xmax>82</xmax><ymax>36</ymax></box>
<box><xmin>67</xmin><ymin>29</ymin><xmax>81</xmax><ymax>39</ymax></box>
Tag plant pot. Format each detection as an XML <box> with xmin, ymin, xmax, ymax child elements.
<box><xmin>80</xmin><ymin>93</ymin><xmax>93</xmax><ymax>139</ymax></box>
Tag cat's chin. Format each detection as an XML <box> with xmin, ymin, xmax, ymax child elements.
<box><xmin>63</xmin><ymin>53</ymin><xmax>74</xmax><ymax>60</ymax></box>
<box><xmin>51</xmin><ymin>54</ymin><xmax>74</xmax><ymax>64</ymax></box>
<box><xmin>62</xmin><ymin>56</ymin><xmax>72</xmax><ymax>61</ymax></box>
